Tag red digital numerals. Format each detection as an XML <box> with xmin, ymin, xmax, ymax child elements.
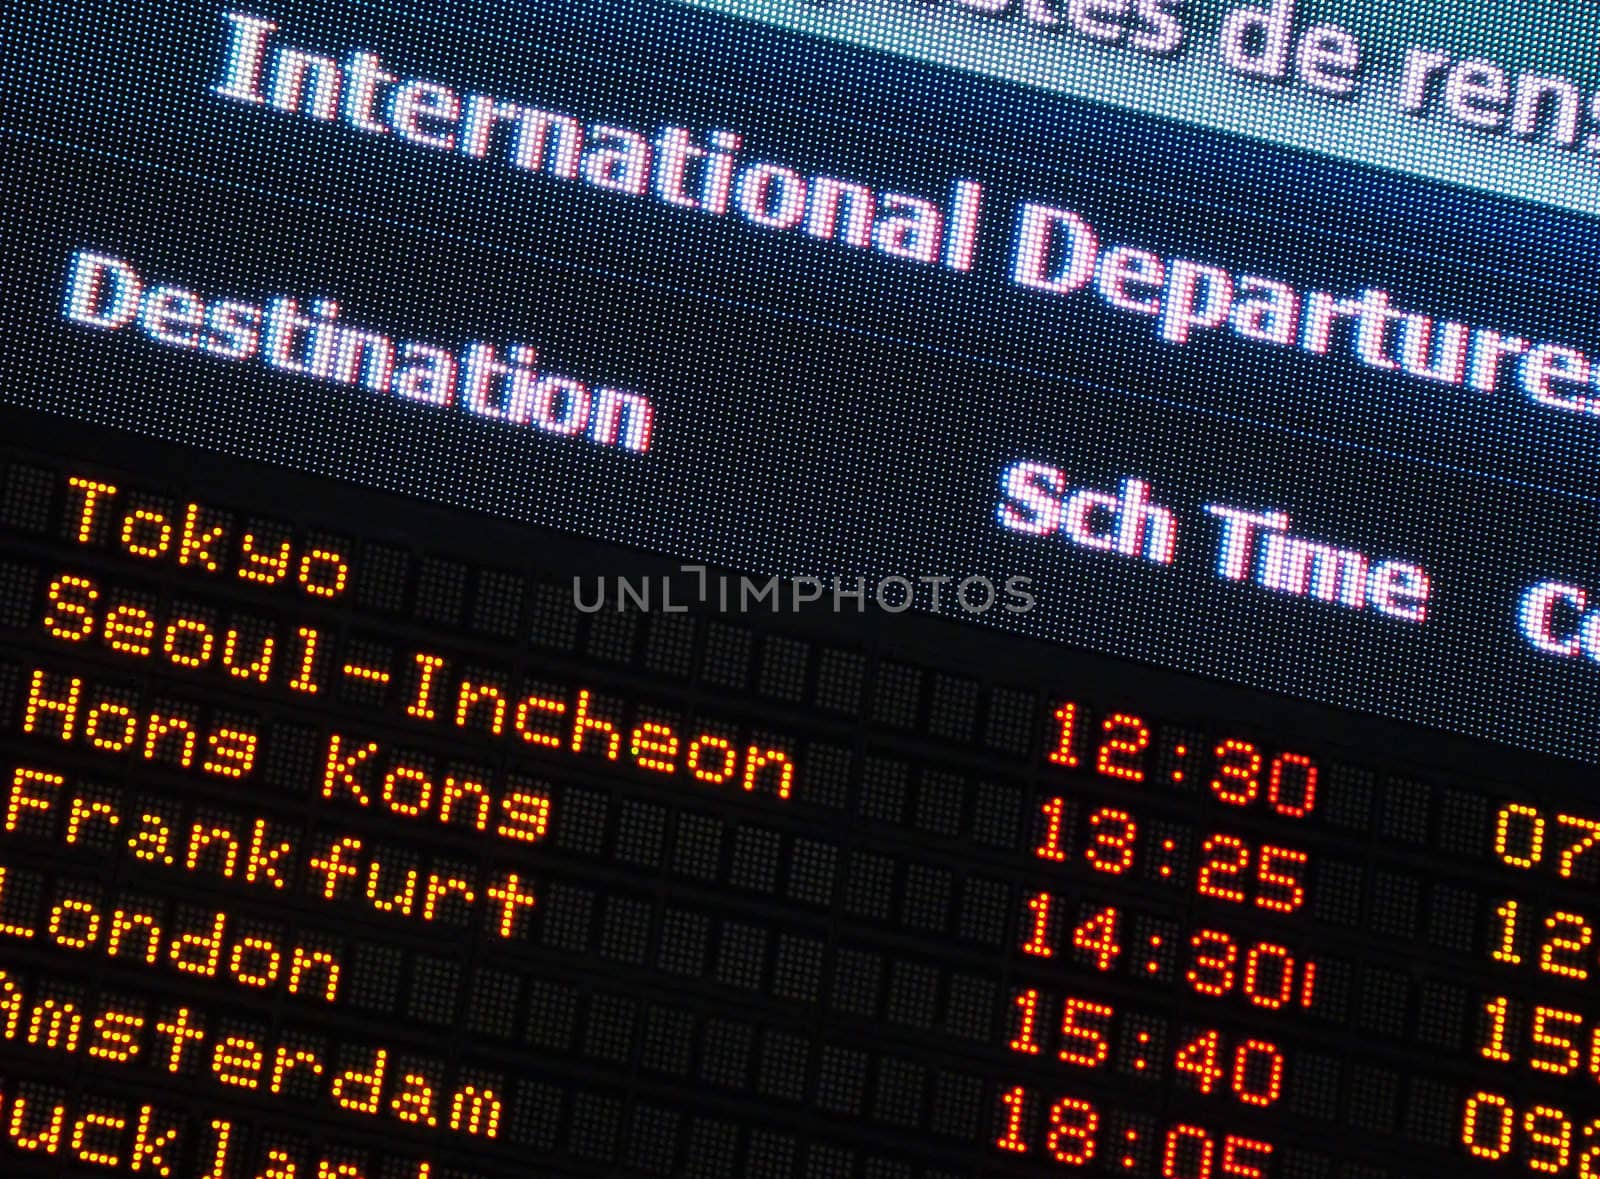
<box><xmin>1006</xmin><ymin>990</ymin><xmax>1285</xmax><ymax>1109</ymax></box>
<box><xmin>1044</xmin><ymin>702</ymin><xmax>1318</xmax><ymax>819</ymax></box>
<box><xmin>996</xmin><ymin>1086</ymin><xmax>1274</xmax><ymax>1176</ymax></box>
<box><xmin>1185</xmin><ymin>929</ymin><xmax>1318</xmax><ymax>1011</ymax></box>
<box><xmin>1019</xmin><ymin>897</ymin><xmax>1130</xmax><ymax>973</ymax></box>
<box><xmin>1196</xmin><ymin>835</ymin><xmax>1307</xmax><ymax>914</ymax></box>
<box><xmin>1008</xmin><ymin>990</ymin><xmax>1114</xmax><ymax>1067</ymax></box>
<box><xmin>1033</xmin><ymin>800</ymin><xmax>1308</xmax><ymax>914</ymax></box>
<box><xmin>1018</xmin><ymin>897</ymin><xmax>1319</xmax><ymax>1014</ymax></box>
<box><xmin>1033</xmin><ymin>799</ymin><xmax>1138</xmax><ymax>875</ymax></box>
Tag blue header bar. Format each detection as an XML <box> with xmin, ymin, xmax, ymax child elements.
<box><xmin>681</xmin><ymin>0</ymin><xmax>1600</xmax><ymax>219</ymax></box>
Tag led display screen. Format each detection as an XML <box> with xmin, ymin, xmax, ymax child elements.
<box><xmin>4</xmin><ymin>0</ymin><xmax>1600</xmax><ymax>1175</ymax></box>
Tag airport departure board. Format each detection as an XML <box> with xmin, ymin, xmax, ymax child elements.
<box><xmin>7</xmin><ymin>0</ymin><xmax>1600</xmax><ymax>1175</ymax></box>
